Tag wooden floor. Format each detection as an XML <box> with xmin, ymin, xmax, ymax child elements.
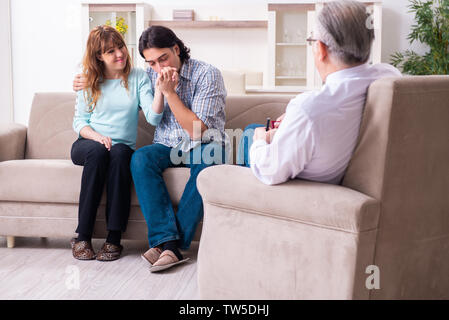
<box><xmin>0</xmin><ymin>236</ymin><xmax>200</xmax><ymax>300</ymax></box>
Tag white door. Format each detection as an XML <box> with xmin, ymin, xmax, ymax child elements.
<box><xmin>0</xmin><ymin>0</ymin><xmax>13</xmax><ymax>123</ymax></box>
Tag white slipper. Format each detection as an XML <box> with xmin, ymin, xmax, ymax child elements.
<box><xmin>141</xmin><ymin>247</ymin><xmax>162</xmax><ymax>266</ymax></box>
<box><xmin>149</xmin><ymin>250</ymin><xmax>190</xmax><ymax>273</ymax></box>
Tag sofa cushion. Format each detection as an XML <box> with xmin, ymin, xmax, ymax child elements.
<box><xmin>0</xmin><ymin>159</ymin><xmax>190</xmax><ymax>205</ymax></box>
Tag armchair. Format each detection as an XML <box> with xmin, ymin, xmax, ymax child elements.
<box><xmin>197</xmin><ymin>76</ymin><xmax>449</xmax><ymax>299</ymax></box>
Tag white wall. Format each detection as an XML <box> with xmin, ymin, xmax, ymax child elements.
<box><xmin>148</xmin><ymin>0</ymin><xmax>268</xmax><ymax>79</ymax></box>
<box><xmin>381</xmin><ymin>0</ymin><xmax>427</xmax><ymax>62</ymax></box>
<box><xmin>10</xmin><ymin>0</ymin><xmax>424</xmax><ymax>125</ymax></box>
<box><xmin>11</xmin><ymin>0</ymin><xmax>83</xmax><ymax>125</ymax></box>
<box><xmin>0</xmin><ymin>0</ymin><xmax>13</xmax><ymax>123</ymax></box>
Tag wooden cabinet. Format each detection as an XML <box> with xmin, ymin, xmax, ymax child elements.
<box><xmin>79</xmin><ymin>1</ymin><xmax>383</xmax><ymax>94</ymax></box>
<box><xmin>267</xmin><ymin>3</ymin><xmax>313</xmax><ymax>93</ymax></box>
<box><xmin>81</xmin><ymin>2</ymin><xmax>151</xmax><ymax>69</ymax></box>
<box><xmin>266</xmin><ymin>1</ymin><xmax>382</xmax><ymax>93</ymax></box>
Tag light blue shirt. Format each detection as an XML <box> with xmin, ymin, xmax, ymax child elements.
<box><xmin>146</xmin><ymin>58</ymin><xmax>227</xmax><ymax>152</ymax></box>
<box><xmin>73</xmin><ymin>68</ymin><xmax>162</xmax><ymax>150</ymax></box>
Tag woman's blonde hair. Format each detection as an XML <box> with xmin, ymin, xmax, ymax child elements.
<box><xmin>82</xmin><ymin>25</ymin><xmax>132</xmax><ymax>111</ymax></box>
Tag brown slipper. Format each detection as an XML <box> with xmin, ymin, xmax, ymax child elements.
<box><xmin>141</xmin><ymin>247</ymin><xmax>162</xmax><ymax>266</ymax></box>
<box><xmin>96</xmin><ymin>242</ymin><xmax>123</xmax><ymax>262</ymax></box>
<box><xmin>149</xmin><ymin>250</ymin><xmax>189</xmax><ymax>273</ymax></box>
<box><xmin>71</xmin><ymin>237</ymin><xmax>96</xmax><ymax>260</ymax></box>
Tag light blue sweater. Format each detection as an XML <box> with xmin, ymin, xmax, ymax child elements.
<box><xmin>73</xmin><ymin>68</ymin><xmax>162</xmax><ymax>150</ymax></box>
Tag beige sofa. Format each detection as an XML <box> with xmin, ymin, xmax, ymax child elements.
<box><xmin>0</xmin><ymin>93</ymin><xmax>291</xmax><ymax>248</ymax></box>
<box><xmin>197</xmin><ymin>76</ymin><xmax>449</xmax><ymax>299</ymax></box>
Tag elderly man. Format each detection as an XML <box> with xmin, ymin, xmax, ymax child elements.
<box><xmin>237</xmin><ymin>0</ymin><xmax>401</xmax><ymax>185</ymax></box>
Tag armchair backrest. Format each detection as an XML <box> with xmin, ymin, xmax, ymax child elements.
<box><xmin>343</xmin><ymin>76</ymin><xmax>449</xmax><ymax>299</ymax></box>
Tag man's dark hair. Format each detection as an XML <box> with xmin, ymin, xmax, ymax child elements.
<box><xmin>138</xmin><ymin>26</ymin><xmax>191</xmax><ymax>63</ymax></box>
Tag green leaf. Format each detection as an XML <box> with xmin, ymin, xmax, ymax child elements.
<box><xmin>391</xmin><ymin>0</ymin><xmax>449</xmax><ymax>75</ymax></box>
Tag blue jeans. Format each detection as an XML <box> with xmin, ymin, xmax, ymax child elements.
<box><xmin>130</xmin><ymin>142</ymin><xmax>225</xmax><ymax>250</ymax></box>
<box><xmin>236</xmin><ymin>123</ymin><xmax>265</xmax><ymax>168</ymax></box>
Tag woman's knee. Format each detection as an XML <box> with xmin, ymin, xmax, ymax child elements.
<box><xmin>71</xmin><ymin>139</ymin><xmax>108</xmax><ymax>165</ymax></box>
<box><xmin>71</xmin><ymin>139</ymin><xmax>87</xmax><ymax>165</ymax></box>
<box><xmin>86</xmin><ymin>143</ymin><xmax>109</xmax><ymax>163</ymax></box>
<box><xmin>110</xmin><ymin>143</ymin><xmax>133</xmax><ymax>162</ymax></box>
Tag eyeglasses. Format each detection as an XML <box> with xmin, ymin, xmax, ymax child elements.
<box><xmin>306</xmin><ymin>37</ymin><xmax>318</xmax><ymax>47</ymax></box>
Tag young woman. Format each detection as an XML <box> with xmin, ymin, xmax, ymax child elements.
<box><xmin>70</xmin><ymin>25</ymin><xmax>170</xmax><ymax>261</ymax></box>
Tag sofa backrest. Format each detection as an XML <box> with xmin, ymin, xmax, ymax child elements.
<box><xmin>26</xmin><ymin>92</ymin><xmax>78</xmax><ymax>160</ymax></box>
<box><xmin>342</xmin><ymin>76</ymin><xmax>449</xmax><ymax>299</ymax></box>
<box><xmin>25</xmin><ymin>92</ymin><xmax>292</xmax><ymax>160</ymax></box>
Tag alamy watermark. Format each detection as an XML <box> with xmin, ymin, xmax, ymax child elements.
<box><xmin>365</xmin><ymin>264</ymin><xmax>380</xmax><ymax>290</ymax></box>
<box><xmin>65</xmin><ymin>265</ymin><xmax>80</xmax><ymax>290</ymax></box>
<box><xmin>365</xmin><ymin>6</ymin><xmax>380</xmax><ymax>31</ymax></box>
<box><xmin>167</xmin><ymin>121</ymin><xmax>280</xmax><ymax>176</ymax></box>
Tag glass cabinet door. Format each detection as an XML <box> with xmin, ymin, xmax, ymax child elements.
<box><xmin>89</xmin><ymin>7</ymin><xmax>137</xmax><ymax>66</ymax></box>
<box><xmin>275</xmin><ymin>10</ymin><xmax>308</xmax><ymax>88</ymax></box>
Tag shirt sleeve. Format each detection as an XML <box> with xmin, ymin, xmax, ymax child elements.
<box><xmin>249</xmin><ymin>104</ymin><xmax>315</xmax><ymax>185</ymax></box>
<box><xmin>73</xmin><ymin>90</ymin><xmax>92</xmax><ymax>135</ymax></box>
<box><xmin>137</xmin><ymin>69</ymin><xmax>161</xmax><ymax>126</ymax></box>
<box><xmin>190</xmin><ymin>66</ymin><xmax>226</xmax><ymax>130</ymax></box>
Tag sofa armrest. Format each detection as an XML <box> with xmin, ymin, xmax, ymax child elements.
<box><xmin>197</xmin><ymin>165</ymin><xmax>380</xmax><ymax>233</ymax></box>
<box><xmin>0</xmin><ymin>123</ymin><xmax>27</xmax><ymax>162</ymax></box>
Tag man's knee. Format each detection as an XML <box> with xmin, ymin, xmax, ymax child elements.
<box><xmin>189</xmin><ymin>162</ymin><xmax>211</xmax><ymax>177</ymax></box>
<box><xmin>130</xmin><ymin>145</ymin><xmax>165</xmax><ymax>174</ymax></box>
<box><xmin>240</xmin><ymin>124</ymin><xmax>261</xmax><ymax>142</ymax></box>
<box><xmin>130</xmin><ymin>148</ymin><xmax>147</xmax><ymax>174</ymax></box>
<box><xmin>197</xmin><ymin>143</ymin><xmax>226</xmax><ymax>166</ymax></box>
<box><xmin>244</xmin><ymin>123</ymin><xmax>263</xmax><ymax>132</ymax></box>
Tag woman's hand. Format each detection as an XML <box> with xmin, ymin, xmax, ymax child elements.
<box><xmin>79</xmin><ymin>126</ymin><xmax>111</xmax><ymax>150</ymax></box>
<box><xmin>95</xmin><ymin>134</ymin><xmax>112</xmax><ymax>151</ymax></box>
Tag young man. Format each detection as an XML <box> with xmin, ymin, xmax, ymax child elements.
<box><xmin>238</xmin><ymin>0</ymin><xmax>401</xmax><ymax>186</ymax></box>
<box><xmin>73</xmin><ymin>26</ymin><xmax>227</xmax><ymax>271</ymax></box>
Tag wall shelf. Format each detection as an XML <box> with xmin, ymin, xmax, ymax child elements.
<box><xmin>148</xmin><ymin>20</ymin><xmax>267</xmax><ymax>28</ymax></box>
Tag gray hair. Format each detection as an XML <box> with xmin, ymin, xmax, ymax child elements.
<box><xmin>316</xmin><ymin>0</ymin><xmax>374</xmax><ymax>65</ymax></box>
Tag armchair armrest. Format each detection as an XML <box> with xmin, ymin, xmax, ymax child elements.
<box><xmin>197</xmin><ymin>165</ymin><xmax>380</xmax><ymax>233</ymax></box>
<box><xmin>0</xmin><ymin>123</ymin><xmax>27</xmax><ymax>162</ymax></box>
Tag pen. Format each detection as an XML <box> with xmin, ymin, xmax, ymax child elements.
<box><xmin>265</xmin><ymin>117</ymin><xmax>271</xmax><ymax>131</ymax></box>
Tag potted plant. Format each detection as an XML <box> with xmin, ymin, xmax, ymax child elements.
<box><xmin>391</xmin><ymin>0</ymin><xmax>449</xmax><ymax>75</ymax></box>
